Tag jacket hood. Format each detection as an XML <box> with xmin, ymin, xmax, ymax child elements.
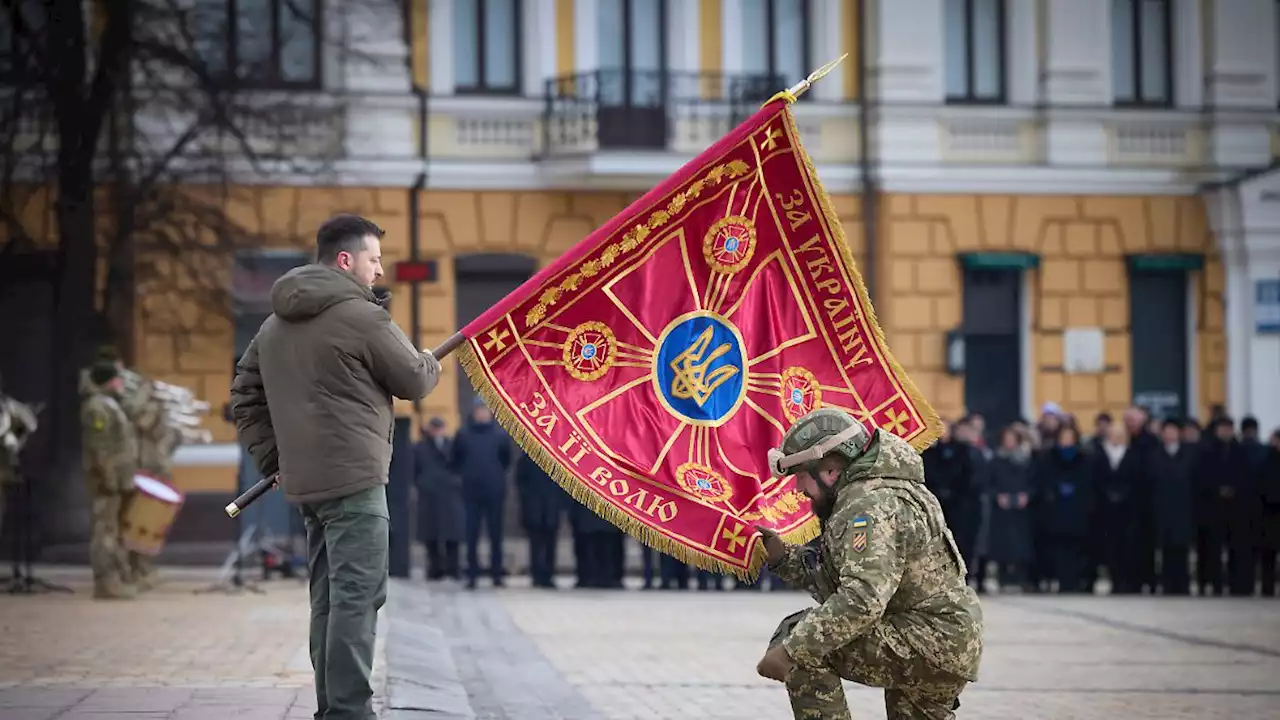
<box><xmin>270</xmin><ymin>264</ymin><xmax>374</xmax><ymax>322</ymax></box>
<box><xmin>835</xmin><ymin>429</ymin><xmax>925</xmax><ymax>492</ymax></box>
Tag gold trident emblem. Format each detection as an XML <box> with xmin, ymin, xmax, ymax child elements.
<box><xmin>668</xmin><ymin>327</ymin><xmax>739</xmax><ymax>407</ymax></box>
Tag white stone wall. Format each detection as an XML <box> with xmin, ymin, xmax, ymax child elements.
<box><xmin>1210</xmin><ymin>170</ymin><xmax>1280</xmax><ymax>435</ymax></box>
<box><xmin>179</xmin><ymin>0</ymin><xmax>1278</xmax><ymax>195</ymax></box>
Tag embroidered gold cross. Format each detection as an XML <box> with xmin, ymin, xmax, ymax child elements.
<box><xmin>760</xmin><ymin>126</ymin><xmax>780</xmax><ymax>151</ymax></box>
<box><xmin>484</xmin><ymin>329</ymin><xmax>511</xmax><ymax>352</ymax></box>
<box><xmin>883</xmin><ymin>407</ymin><xmax>909</xmax><ymax>435</ymax></box>
<box><xmin>721</xmin><ymin>523</ymin><xmax>747</xmax><ymax>552</ymax></box>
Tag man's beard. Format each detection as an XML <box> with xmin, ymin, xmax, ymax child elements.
<box><xmin>810</xmin><ymin>486</ymin><xmax>838</xmax><ymax>523</ymax></box>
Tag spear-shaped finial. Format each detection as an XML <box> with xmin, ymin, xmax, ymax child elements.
<box><xmin>765</xmin><ymin>54</ymin><xmax>850</xmax><ymax>106</ymax></box>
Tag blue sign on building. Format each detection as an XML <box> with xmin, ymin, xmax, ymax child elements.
<box><xmin>1258</xmin><ymin>279</ymin><xmax>1280</xmax><ymax>334</ymax></box>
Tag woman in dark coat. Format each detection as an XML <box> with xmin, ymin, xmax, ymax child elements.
<box><xmin>987</xmin><ymin>426</ymin><xmax>1034</xmax><ymax>590</ymax></box>
<box><xmin>413</xmin><ymin>417</ymin><xmax>464</xmax><ymax>580</ymax></box>
<box><xmin>1091</xmin><ymin>423</ymin><xmax>1146</xmax><ymax>594</ymax></box>
<box><xmin>1035</xmin><ymin>426</ymin><xmax>1095</xmax><ymax>594</ymax></box>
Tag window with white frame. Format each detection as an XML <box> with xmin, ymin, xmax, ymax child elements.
<box><xmin>453</xmin><ymin>0</ymin><xmax>522</xmax><ymax>95</ymax></box>
<box><xmin>1111</xmin><ymin>0</ymin><xmax>1172</xmax><ymax>106</ymax></box>
<box><xmin>944</xmin><ymin>0</ymin><xmax>1006</xmax><ymax>104</ymax></box>
<box><xmin>741</xmin><ymin>0</ymin><xmax>811</xmax><ymax>92</ymax></box>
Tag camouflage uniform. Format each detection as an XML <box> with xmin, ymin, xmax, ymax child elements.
<box><xmin>765</xmin><ymin>408</ymin><xmax>984</xmax><ymax>720</ymax></box>
<box><xmin>126</xmin><ymin>378</ymin><xmax>182</xmax><ymax>591</ymax></box>
<box><xmin>81</xmin><ymin>366</ymin><xmax>139</xmax><ymax>599</ymax></box>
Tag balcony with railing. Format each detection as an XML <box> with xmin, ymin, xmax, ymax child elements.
<box><xmin>537</xmin><ymin>70</ymin><xmax>859</xmax><ymax>174</ymax></box>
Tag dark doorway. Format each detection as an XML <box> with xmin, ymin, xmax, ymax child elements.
<box><xmin>454</xmin><ymin>254</ymin><xmax>538</xmax><ymax>416</ymax></box>
<box><xmin>962</xmin><ymin>266</ymin><xmax>1023</xmax><ymax>444</ymax></box>
<box><xmin>597</xmin><ymin>0</ymin><xmax>668</xmax><ymax>149</ymax></box>
<box><xmin>1129</xmin><ymin>269</ymin><xmax>1188</xmax><ymax>420</ymax></box>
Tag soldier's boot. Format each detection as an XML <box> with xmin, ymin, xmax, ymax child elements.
<box><xmin>94</xmin><ymin>574</ymin><xmax>137</xmax><ymax>600</ymax></box>
<box><xmin>135</xmin><ymin>567</ymin><xmax>158</xmax><ymax>592</ymax></box>
<box><xmin>130</xmin><ymin>554</ymin><xmax>158</xmax><ymax>591</ymax></box>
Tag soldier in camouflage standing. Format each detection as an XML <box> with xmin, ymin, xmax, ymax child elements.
<box><xmin>127</xmin><ymin>378</ymin><xmax>183</xmax><ymax>590</ymax></box>
<box><xmin>754</xmin><ymin>408</ymin><xmax>984</xmax><ymax>720</ymax></box>
<box><xmin>81</xmin><ymin>362</ymin><xmax>139</xmax><ymax>600</ymax></box>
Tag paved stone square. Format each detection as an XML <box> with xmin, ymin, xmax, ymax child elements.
<box><xmin>393</xmin><ymin>576</ymin><xmax>1280</xmax><ymax>720</ymax></box>
<box><xmin>0</xmin><ymin>565</ymin><xmax>387</xmax><ymax>720</ymax></box>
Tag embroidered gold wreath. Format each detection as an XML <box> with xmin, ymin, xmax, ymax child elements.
<box><xmin>524</xmin><ymin>159</ymin><xmax>752</xmax><ymax>328</ymax></box>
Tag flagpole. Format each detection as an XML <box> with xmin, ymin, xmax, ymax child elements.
<box><xmin>764</xmin><ymin>54</ymin><xmax>850</xmax><ymax>106</ymax></box>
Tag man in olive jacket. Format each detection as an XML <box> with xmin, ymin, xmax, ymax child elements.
<box><xmin>231</xmin><ymin>214</ymin><xmax>441</xmax><ymax>720</ymax></box>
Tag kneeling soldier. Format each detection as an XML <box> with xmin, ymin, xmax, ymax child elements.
<box><xmin>754</xmin><ymin>408</ymin><xmax>983</xmax><ymax>720</ymax></box>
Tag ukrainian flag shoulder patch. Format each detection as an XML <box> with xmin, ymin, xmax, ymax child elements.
<box><xmin>852</xmin><ymin>514</ymin><xmax>869</xmax><ymax>529</ymax></box>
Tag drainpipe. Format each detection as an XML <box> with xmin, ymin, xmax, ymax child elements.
<box><xmin>404</xmin><ymin>1</ymin><xmax>430</xmax><ymax>409</ymax></box>
<box><xmin>1035</xmin><ymin>0</ymin><xmax>1048</xmax><ymax>165</ymax></box>
<box><xmin>856</xmin><ymin>0</ymin><xmax>878</xmax><ymax>303</ymax></box>
<box><xmin>409</xmin><ymin>86</ymin><xmax>428</xmax><ymax>414</ymax></box>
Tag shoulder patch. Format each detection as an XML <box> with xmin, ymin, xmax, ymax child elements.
<box><xmin>852</xmin><ymin>514</ymin><xmax>869</xmax><ymax>529</ymax></box>
<box><xmin>850</xmin><ymin>528</ymin><xmax>868</xmax><ymax>553</ymax></box>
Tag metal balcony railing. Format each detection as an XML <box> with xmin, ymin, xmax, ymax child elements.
<box><xmin>540</xmin><ymin>70</ymin><xmax>786</xmax><ymax>156</ymax></box>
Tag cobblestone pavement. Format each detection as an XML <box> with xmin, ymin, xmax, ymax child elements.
<box><xmin>436</xmin><ymin>577</ymin><xmax>1280</xmax><ymax>720</ymax></box>
<box><xmin>0</xmin><ymin>565</ymin><xmax>387</xmax><ymax>720</ymax></box>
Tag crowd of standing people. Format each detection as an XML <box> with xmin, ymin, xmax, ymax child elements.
<box><xmin>413</xmin><ymin>398</ymin><xmax>1280</xmax><ymax>597</ymax></box>
<box><xmin>412</xmin><ymin>397</ymin><xmax>788</xmax><ymax>591</ymax></box>
<box><xmin>924</xmin><ymin>404</ymin><xmax>1280</xmax><ymax>597</ymax></box>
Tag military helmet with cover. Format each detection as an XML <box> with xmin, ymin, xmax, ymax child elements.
<box><xmin>767</xmin><ymin>407</ymin><xmax>872</xmax><ymax>478</ymax></box>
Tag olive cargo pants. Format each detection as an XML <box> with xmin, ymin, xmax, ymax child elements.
<box><xmin>301</xmin><ymin>485</ymin><xmax>389</xmax><ymax>720</ymax></box>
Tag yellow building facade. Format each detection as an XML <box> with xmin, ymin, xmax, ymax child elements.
<box><xmin>120</xmin><ymin>0</ymin><xmax>1274</xmax><ymax>511</ymax></box>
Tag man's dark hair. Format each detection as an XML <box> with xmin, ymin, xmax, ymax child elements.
<box><xmin>1242</xmin><ymin>416</ymin><xmax>1259</xmax><ymax>432</ymax></box>
<box><xmin>1162</xmin><ymin>418</ymin><xmax>1183</xmax><ymax>431</ymax></box>
<box><xmin>1095</xmin><ymin>412</ymin><xmax>1112</xmax><ymax>424</ymax></box>
<box><xmin>316</xmin><ymin>214</ymin><xmax>384</xmax><ymax>265</ymax></box>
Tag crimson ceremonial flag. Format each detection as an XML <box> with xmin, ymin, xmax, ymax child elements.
<box><xmin>457</xmin><ymin>98</ymin><xmax>940</xmax><ymax>578</ymax></box>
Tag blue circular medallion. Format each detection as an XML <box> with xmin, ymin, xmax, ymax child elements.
<box><xmin>725</xmin><ymin>236</ymin><xmax>740</xmax><ymax>252</ymax></box>
<box><xmin>654</xmin><ymin>312</ymin><xmax>746</xmax><ymax>425</ymax></box>
<box><xmin>581</xmin><ymin>343</ymin><xmax>597</xmax><ymax>360</ymax></box>
<box><xmin>790</xmin><ymin>388</ymin><xmax>804</xmax><ymax>405</ymax></box>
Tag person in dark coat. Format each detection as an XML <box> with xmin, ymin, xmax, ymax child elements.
<box><xmin>413</xmin><ymin>417</ymin><xmax>463</xmax><ymax>580</ymax></box>
<box><xmin>1091</xmin><ymin>423</ymin><xmax>1145</xmax><ymax>594</ymax></box>
<box><xmin>1240</xmin><ymin>416</ymin><xmax>1268</xmax><ymax>593</ymax></box>
<box><xmin>1194</xmin><ymin>416</ymin><xmax>1254</xmax><ymax>596</ymax></box>
<box><xmin>660</xmin><ymin>553</ymin><xmax>690</xmax><ymax>590</ymax></box>
<box><xmin>1258</xmin><ymin>429</ymin><xmax>1280</xmax><ymax>597</ymax></box>
<box><xmin>452</xmin><ymin>398</ymin><xmax>513</xmax><ymax>589</ymax></box>
<box><xmin>515</xmin><ymin>453</ymin><xmax>565</xmax><ymax>589</ymax></box>
<box><xmin>987</xmin><ymin>426</ymin><xmax>1034</xmax><ymax>591</ymax></box>
<box><xmin>1036</xmin><ymin>426</ymin><xmax>1094</xmax><ymax>594</ymax></box>
<box><xmin>569</xmin><ymin>495</ymin><xmax>616</xmax><ymax>588</ymax></box>
<box><xmin>921</xmin><ymin>420</ymin><xmax>978</xmax><ymax>572</ymax></box>
<box><xmin>1121</xmin><ymin>407</ymin><xmax>1160</xmax><ymax>594</ymax></box>
<box><xmin>1149</xmin><ymin>419</ymin><xmax>1196</xmax><ymax>595</ymax></box>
